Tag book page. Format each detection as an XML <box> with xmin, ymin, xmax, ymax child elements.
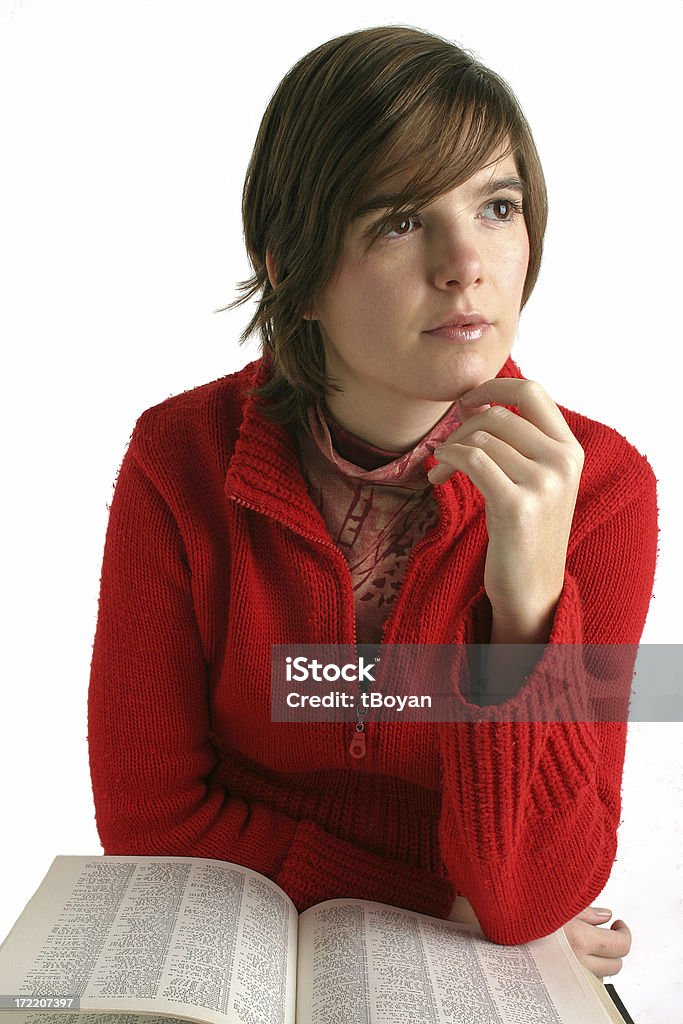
<box><xmin>1</xmin><ymin>1016</ymin><xmax>192</xmax><ymax>1024</ymax></box>
<box><xmin>296</xmin><ymin>900</ymin><xmax>614</xmax><ymax>1024</ymax></box>
<box><xmin>0</xmin><ymin>856</ymin><xmax>297</xmax><ymax>1024</ymax></box>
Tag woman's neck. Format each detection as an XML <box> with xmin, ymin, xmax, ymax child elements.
<box><xmin>322</xmin><ymin>395</ymin><xmax>456</xmax><ymax>452</ymax></box>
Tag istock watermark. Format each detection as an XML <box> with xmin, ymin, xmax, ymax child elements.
<box><xmin>270</xmin><ymin>644</ymin><xmax>683</xmax><ymax>723</ymax></box>
<box><xmin>284</xmin><ymin>654</ymin><xmax>378</xmax><ymax>684</ymax></box>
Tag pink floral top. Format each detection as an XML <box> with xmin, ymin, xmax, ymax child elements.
<box><xmin>294</xmin><ymin>401</ymin><xmax>462</xmax><ymax>643</ymax></box>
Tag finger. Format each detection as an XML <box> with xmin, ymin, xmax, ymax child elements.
<box><xmin>433</xmin><ymin>432</ymin><xmax>531</xmax><ymax>486</ymax></box>
<box><xmin>610</xmin><ymin>920</ymin><xmax>632</xmax><ymax>955</ymax></box>
<box><xmin>447</xmin><ymin>404</ymin><xmax>559</xmax><ymax>462</ymax></box>
<box><xmin>459</xmin><ymin>378</ymin><xmax>573</xmax><ymax>445</ymax></box>
<box><xmin>578</xmin><ymin>924</ymin><xmax>631</xmax><ymax>980</ymax></box>
<box><xmin>586</xmin><ymin>920</ymin><xmax>632</xmax><ymax>960</ymax></box>
<box><xmin>427</xmin><ymin>442</ymin><xmax>517</xmax><ymax>501</ymax></box>
<box><xmin>584</xmin><ymin>954</ymin><xmax>624</xmax><ymax>979</ymax></box>
<box><xmin>575</xmin><ymin>906</ymin><xmax>612</xmax><ymax>923</ymax></box>
<box><xmin>564</xmin><ymin>915</ymin><xmax>631</xmax><ymax>955</ymax></box>
<box><xmin>457</xmin><ymin>400</ymin><xmax>491</xmax><ymax>423</ymax></box>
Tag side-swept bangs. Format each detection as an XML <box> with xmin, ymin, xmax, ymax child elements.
<box><xmin>351</xmin><ymin>83</ymin><xmax>543</xmax><ymax>270</ymax></box>
<box><xmin>220</xmin><ymin>25</ymin><xmax>548</xmax><ymax>430</ymax></box>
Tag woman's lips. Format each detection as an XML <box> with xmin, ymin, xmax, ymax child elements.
<box><xmin>424</xmin><ymin>322</ymin><xmax>491</xmax><ymax>342</ymax></box>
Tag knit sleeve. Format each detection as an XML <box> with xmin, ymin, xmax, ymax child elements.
<box><xmin>87</xmin><ymin>439</ymin><xmax>453</xmax><ymax>919</ymax></box>
<box><xmin>436</xmin><ymin>454</ymin><xmax>659</xmax><ymax>945</ymax></box>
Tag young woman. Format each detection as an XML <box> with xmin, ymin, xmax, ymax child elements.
<box><xmin>88</xmin><ymin>25</ymin><xmax>658</xmax><ymax>979</ymax></box>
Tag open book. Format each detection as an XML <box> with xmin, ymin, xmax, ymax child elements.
<box><xmin>0</xmin><ymin>856</ymin><xmax>627</xmax><ymax>1024</ymax></box>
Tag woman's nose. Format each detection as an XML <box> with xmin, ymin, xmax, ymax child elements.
<box><xmin>430</xmin><ymin>228</ymin><xmax>483</xmax><ymax>291</ymax></box>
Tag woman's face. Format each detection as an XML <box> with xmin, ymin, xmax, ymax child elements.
<box><xmin>310</xmin><ymin>149</ymin><xmax>530</xmax><ymax>445</ymax></box>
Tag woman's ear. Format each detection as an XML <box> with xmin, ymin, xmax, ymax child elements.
<box><xmin>266</xmin><ymin>248</ymin><xmax>317</xmax><ymax>321</ymax></box>
<box><xmin>265</xmin><ymin>250</ymin><xmax>278</xmax><ymax>289</ymax></box>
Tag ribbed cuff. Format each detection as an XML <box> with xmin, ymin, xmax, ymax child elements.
<box><xmin>445</xmin><ymin>572</ymin><xmax>594</xmax><ymax>722</ymax></box>
<box><xmin>440</xmin><ymin>783</ymin><xmax>618</xmax><ymax>945</ymax></box>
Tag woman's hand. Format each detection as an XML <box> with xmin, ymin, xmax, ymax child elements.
<box><xmin>448</xmin><ymin>897</ymin><xmax>632</xmax><ymax>978</ymax></box>
<box><xmin>561</xmin><ymin>906</ymin><xmax>632</xmax><ymax>978</ymax></box>
<box><xmin>428</xmin><ymin>379</ymin><xmax>585</xmax><ymax>632</ymax></box>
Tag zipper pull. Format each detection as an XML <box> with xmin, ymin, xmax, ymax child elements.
<box><xmin>350</xmin><ymin>643</ymin><xmax>379</xmax><ymax>760</ymax></box>
<box><xmin>349</xmin><ymin>727</ymin><xmax>366</xmax><ymax>759</ymax></box>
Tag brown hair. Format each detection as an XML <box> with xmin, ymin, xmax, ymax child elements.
<box><xmin>218</xmin><ymin>24</ymin><xmax>548</xmax><ymax>430</ymax></box>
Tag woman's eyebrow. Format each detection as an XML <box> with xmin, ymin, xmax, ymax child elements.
<box><xmin>353</xmin><ymin>175</ymin><xmax>525</xmax><ymax>221</ymax></box>
<box><xmin>473</xmin><ymin>174</ymin><xmax>526</xmax><ymax>198</ymax></box>
<box><xmin>352</xmin><ymin>193</ymin><xmax>404</xmax><ymax>220</ymax></box>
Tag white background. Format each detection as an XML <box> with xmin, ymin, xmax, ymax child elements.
<box><xmin>0</xmin><ymin>1</ymin><xmax>680</xmax><ymax>1021</ymax></box>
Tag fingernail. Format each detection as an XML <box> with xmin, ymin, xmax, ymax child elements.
<box><xmin>594</xmin><ymin>908</ymin><xmax>612</xmax><ymax>917</ymax></box>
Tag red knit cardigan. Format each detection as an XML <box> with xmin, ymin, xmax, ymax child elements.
<box><xmin>87</xmin><ymin>354</ymin><xmax>659</xmax><ymax>945</ymax></box>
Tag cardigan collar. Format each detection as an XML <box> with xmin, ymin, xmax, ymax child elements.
<box><xmin>224</xmin><ymin>352</ymin><xmax>526</xmax><ymax>544</ymax></box>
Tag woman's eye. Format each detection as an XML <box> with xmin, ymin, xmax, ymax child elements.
<box><xmin>481</xmin><ymin>198</ymin><xmax>524</xmax><ymax>222</ymax></box>
<box><xmin>384</xmin><ymin>216</ymin><xmax>419</xmax><ymax>238</ymax></box>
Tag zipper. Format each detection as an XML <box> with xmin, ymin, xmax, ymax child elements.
<box><xmin>229</xmin><ymin>482</ymin><xmax>453</xmax><ymax>760</ymax></box>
